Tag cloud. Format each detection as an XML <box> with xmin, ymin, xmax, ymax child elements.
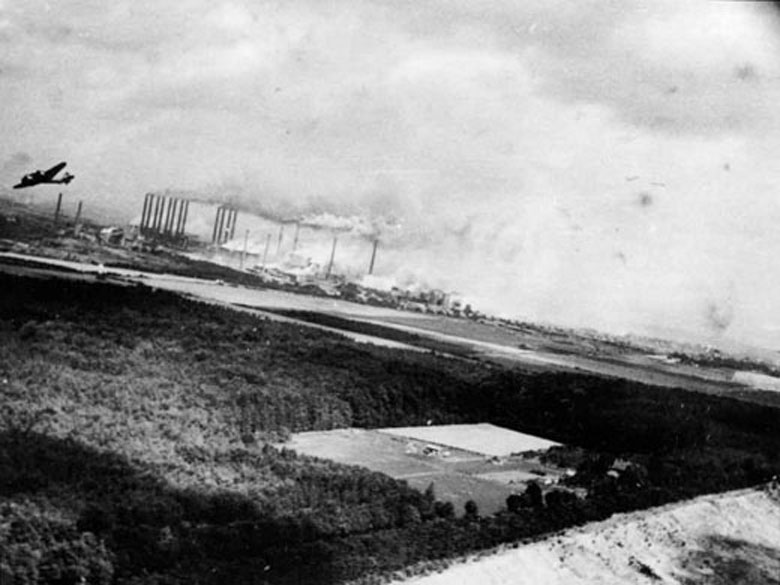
<box><xmin>1</xmin><ymin>151</ymin><xmax>31</xmax><ymax>174</ymax></box>
<box><xmin>508</xmin><ymin>2</ymin><xmax>778</xmax><ymax>135</ymax></box>
<box><xmin>3</xmin><ymin>0</ymin><xmax>780</xmax><ymax>347</ymax></box>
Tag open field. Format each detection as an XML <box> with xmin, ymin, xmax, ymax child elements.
<box><xmin>395</xmin><ymin>485</ymin><xmax>780</xmax><ymax>585</ymax></box>
<box><xmin>284</xmin><ymin>427</ymin><xmax>566</xmax><ymax>516</ymax></box>
<box><xmin>401</xmin><ymin>473</ymin><xmax>515</xmax><ymax>518</ymax></box>
<box><xmin>476</xmin><ymin>469</ymin><xmax>558</xmax><ymax>485</ymax></box>
<box><xmin>378</xmin><ymin>423</ymin><xmax>561</xmax><ymax>457</ymax></box>
<box><xmin>283</xmin><ymin>429</ymin><xmax>457</xmax><ymax>477</ymax></box>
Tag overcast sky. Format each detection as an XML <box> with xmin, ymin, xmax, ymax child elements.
<box><xmin>3</xmin><ymin>0</ymin><xmax>780</xmax><ymax>347</ymax></box>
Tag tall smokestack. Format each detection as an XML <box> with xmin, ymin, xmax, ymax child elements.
<box><xmin>174</xmin><ymin>198</ymin><xmax>182</xmax><ymax>235</ymax></box>
<box><xmin>262</xmin><ymin>233</ymin><xmax>271</xmax><ymax>266</ymax></box>
<box><xmin>212</xmin><ymin>207</ymin><xmax>221</xmax><ymax>244</ymax></box>
<box><xmin>163</xmin><ymin>197</ymin><xmax>173</xmax><ymax>234</ymax></box>
<box><xmin>157</xmin><ymin>197</ymin><xmax>171</xmax><ymax>233</ymax></box>
<box><xmin>368</xmin><ymin>239</ymin><xmax>378</xmax><ymax>275</ymax></box>
<box><xmin>140</xmin><ymin>193</ymin><xmax>150</xmax><ymax>233</ymax></box>
<box><xmin>170</xmin><ymin>198</ymin><xmax>179</xmax><ymax>234</ymax></box>
<box><xmin>292</xmin><ymin>222</ymin><xmax>300</xmax><ymax>253</ymax></box>
<box><xmin>174</xmin><ymin>199</ymin><xmax>182</xmax><ymax>233</ymax></box>
<box><xmin>152</xmin><ymin>195</ymin><xmax>162</xmax><ymax>233</ymax></box>
<box><xmin>54</xmin><ymin>192</ymin><xmax>63</xmax><ymax>226</ymax></box>
<box><xmin>179</xmin><ymin>199</ymin><xmax>186</xmax><ymax>235</ymax></box>
<box><xmin>215</xmin><ymin>207</ymin><xmax>224</xmax><ymax>244</ymax></box>
<box><xmin>276</xmin><ymin>224</ymin><xmax>284</xmax><ymax>254</ymax></box>
<box><xmin>163</xmin><ymin>198</ymin><xmax>171</xmax><ymax>234</ymax></box>
<box><xmin>172</xmin><ymin>199</ymin><xmax>181</xmax><ymax>234</ymax></box>
<box><xmin>221</xmin><ymin>208</ymin><xmax>230</xmax><ymax>243</ymax></box>
<box><xmin>158</xmin><ymin>196</ymin><xmax>167</xmax><ymax>233</ymax></box>
<box><xmin>155</xmin><ymin>196</ymin><xmax>165</xmax><ymax>232</ymax></box>
<box><xmin>221</xmin><ymin>208</ymin><xmax>229</xmax><ymax>243</ymax></box>
<box><xmin>144</xmin><ymin>193</ymin><xmax>153</xmax><ymax>231</ymax></box>
<box><xmin>226</xmin><ymin>209</ymin><xmax>233</xmax><ymax>242</ymax></box>
<box><xmin>326</xmin><ymin>235</ymin><xmax>338</xmax><ymax>278</ymax></box>
<box><xmin>178</xmin><ymin>200</ymin><xmax>189</xmax><ymax>236</ymax></box>
<box><xmin>229</xmin><ymin>209</ymin><xmax>238</xmax><ymax>241</ymax></box>
<box><xmin>144</xmin><ymin>194</ymin><xmax>153</xmax><ymax>232</ymax></box>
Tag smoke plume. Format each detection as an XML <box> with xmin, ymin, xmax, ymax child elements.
<box><xmin>4</xmin><ymin>0</ymin><xmax>780</xmax><ymax>348</ymax></box>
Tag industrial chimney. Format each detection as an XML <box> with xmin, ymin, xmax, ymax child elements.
<box><xmin>368</xmin><ymin>239</ymin><xmax>378</xmax><ymax>275</ymax></box>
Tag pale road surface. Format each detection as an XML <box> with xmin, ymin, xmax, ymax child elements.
<box><xmin>0</xmin><ymin>251</ymin><xmax>422</xmax><ymax>351</ymax></box>
<box><xmin>0</xmin><ymin>251</ymin><xmax>765</xmax><ymax>394</ymax></box>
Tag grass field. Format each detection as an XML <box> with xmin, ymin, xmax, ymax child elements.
<box><xmin>378</xmin><ymin>424</ymin><xmax>561</xmax><ymax>457</ymax></box>
<box><xmin>285</xmin><ymin>426</ymin><xmax>568</xmax><ymax>516</ymax></box>
<box><xmin>283</xmin><ymin>429</ymin><xmax>449</xmax><ymax>477</ymax></box>
<box><xmin>402</xmin><ymin>473</ymin><xmax>515</xmax><ymax>517</ymax></box>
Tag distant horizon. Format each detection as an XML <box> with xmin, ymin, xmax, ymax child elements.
<box><xmin>6</xmin><ymin>189</ymin><xmax>780</xmax><ymax>358</ymax></box>
<box><xmin>4</xmin><ymin>0</ymin><xmax>780</xmax><ymax>354</ymax></box>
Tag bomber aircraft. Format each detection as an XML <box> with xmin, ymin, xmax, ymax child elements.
<box><xmin>13</xmin><ymin>162</ymin><xmax>75</xmax><ymax>189</ymax></box>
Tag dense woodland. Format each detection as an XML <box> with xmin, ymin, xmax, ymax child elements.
<box><xmin>1</xmin><ymin>272</ymin><xmax>779</xmax><ymax>584</ymax></box>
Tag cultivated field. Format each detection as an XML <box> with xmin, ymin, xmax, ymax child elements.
<box><xmin>378</xmin><ymin>423</ymin><xmax>561</xmax><ymax>457</ymax></box>
<box><xmin>284</xmin><ymin>425</ymin><xmax>567</xmax><ymax>515</ymax></box>
<box><xmin>282</xmin><ymin>428</ymin><xmax>455</xmax><ymax>477</ymax></box>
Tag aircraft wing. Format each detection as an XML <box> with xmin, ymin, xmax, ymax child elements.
<box><xmin>42</xmin><ymin>162</ymin><xmax>67</xmax><ymax>180</ymax></box>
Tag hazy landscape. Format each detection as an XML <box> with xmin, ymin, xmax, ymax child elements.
<box><xmin>2</xmin><ymin>224</ymin><xmax>780</xmax><ymax>582</ymax></box>
<box><xmin>4</xmin><ymin>1</ymin><xmax>780</xmax><ymax>583</ymax></box>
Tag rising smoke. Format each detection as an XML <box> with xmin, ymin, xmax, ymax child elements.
<box><xmin>5</xmin><ymin>0</ymin><xmax>780</xmax><ymax>348</ymax></box>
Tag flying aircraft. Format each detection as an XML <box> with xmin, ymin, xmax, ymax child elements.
<box><xmin>13</xmin><ymin>162</ymin><xmax>75</xmax><ymax>189</ymax></box>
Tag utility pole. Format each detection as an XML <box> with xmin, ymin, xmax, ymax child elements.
<box><xmin>292</xmin><ymin>222</ymin><xmax>300</xmax><ymax>253</ymax></box>
<box><xmin>276</xmin><ymin>224</ymin><xmax>284</xmax><ymax>255</ymax></box>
